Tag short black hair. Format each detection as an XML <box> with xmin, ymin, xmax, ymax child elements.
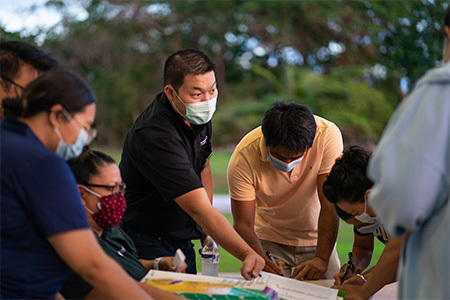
<box><xmin>323</xmin><ymin>145</ymin><xmax>373</xmax><ymax>205</ymax></box>
<box><xmin>261</xmin><ymin>101</ymin><xmax>316</xmax><ymax>156</ymax></box>
<box><xmin>68</xmin><ymin>149</ymin><xmax>116</xmax><ymax>185</ymax></box>
<box><xmin>0</xmin><ymin>39</ymin><xmax>57</xmax><ymax>91</ymax></box>
<box><xmin>163</xmin><ymin>49</ymin><xmax>215</xmax><ymax>91</ymax></box>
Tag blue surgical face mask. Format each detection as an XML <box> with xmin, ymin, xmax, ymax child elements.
<box><xmin>357</xmin><ymin>222</ymin><xmax>382</xmax><ymax>234</ymax></box>
<box><xmin>171</xmin><ymin>88</ymin><xmax>217</xmax><ymax>125</ymax></box>
<box><xmin>355</xmin><ymin>194</ymin><xmax>380</xmax><ymax>225</ymax></box>
<box><xmin>267</xmin><ymin>150</ymin><xmax>304</xmax><ymax>172</ymax></box>
<box><xmin>54</xmin><ymin>109</ymin><xmax>89</xmax><ymax>160</ymax></box>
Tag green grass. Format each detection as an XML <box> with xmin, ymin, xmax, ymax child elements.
<box><xmin>97</xmin><ymin>147</ymin><xmax>384</xmax><ymax>274</ymax></box>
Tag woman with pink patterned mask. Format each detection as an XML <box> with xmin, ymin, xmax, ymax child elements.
<box><xmin>61</xmin><ymin>149</ymin><xmax>187</xmax><ymax>299</ymax></box>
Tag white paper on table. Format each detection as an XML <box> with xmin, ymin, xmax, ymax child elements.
<box><xmin>254</xmin><ymin>271</ymin><xmax>339</xmax><ymax>300</ymax></box>
<box><xmin>141</xmin><ymin>270</ymin><xmax>277</xmax><ymax>292</ymax></box>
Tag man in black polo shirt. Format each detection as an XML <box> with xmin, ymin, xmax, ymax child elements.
<box><xmin>120</xmin><ymin>49</ymin><xmax>264</xmax><ymax>277</ymax></box>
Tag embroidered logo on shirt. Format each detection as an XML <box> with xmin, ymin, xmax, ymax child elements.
<box><xmin>118</xmin><ymin>246</ymin><xmax>126</xmax><ymax>257</ymax></box>
<box><xmin>200</xmin><ymin>136</ymin><xmax>208</xmax><ymax>146</ymax></box>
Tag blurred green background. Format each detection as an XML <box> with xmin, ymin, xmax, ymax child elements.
<box><xmin>3</xmin><ymin>1</ymin><xmax>448</xmax><ymax>150</ymax></box>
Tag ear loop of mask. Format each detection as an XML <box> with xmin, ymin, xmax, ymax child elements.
<box><xmin>81</xmin><ymin>185</ymin><xmax>102</xmax><ymax>213</ymax></box>
<box><xmin>170</xmin><ymin>87</ymin><xmax>186</xmax><ymax>116</ymax></box>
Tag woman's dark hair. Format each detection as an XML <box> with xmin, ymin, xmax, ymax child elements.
<box><xmin>0</xmin><ymin>39</ymin><xmax>57</xmax><ymax>92</ymax></box>
<box><xmin>2</xmin><ymin>68</ymin><xmax>96</xmax><ymax>118</ymax></box>
<box><xmin>262</xmin><ymin>101</ymin><xmax>316</xmax><ymax>156</ymax></box>
<box><xmin>68</xmin><ymin>149</ymin><xmax>116</xmax><ymax>184</ymax></box>
<box><xmin>323</xmin><ymin>145</ymin><xmax>373</xmax><ymax>205</ymax></box>
<box><xmin>164</xmin><ymin>48</ymin><xmax>215</xmax><ymax>92</ymax></box>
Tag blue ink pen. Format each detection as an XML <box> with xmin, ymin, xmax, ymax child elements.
<box><xmin>265</xmin><ymin>250</ymin><xmax>284</xmax><ymax>276</ymax></box>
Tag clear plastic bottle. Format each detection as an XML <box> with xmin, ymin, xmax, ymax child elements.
<box><xmin>201</xmin><ymin>236</ymin><xmax>220</xmax><ymax>276</ymax></box>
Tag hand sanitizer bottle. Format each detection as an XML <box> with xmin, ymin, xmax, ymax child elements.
<box><xmin>201</xmin><ymin>236</ymin><xmax>220</xmax><ymax>276</ymax></box>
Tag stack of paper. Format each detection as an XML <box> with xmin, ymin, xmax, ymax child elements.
<box><xmin>141</xmin><ymin>270</ymin><xmax>278</xmax><ymax>300</ymax></box>
<box><xmin>141</xmin><ymin>270</ymin><xmax>344</xmax><ymax>300</ymax></box>
<box><xmin>255</xmin><ymin>272</ymin><xmax>344</xmax><ymax>300</ymax></box>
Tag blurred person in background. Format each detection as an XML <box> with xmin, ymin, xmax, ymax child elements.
<box><xmin>366</xmin><ymin>7</ymin><xmax>450</xmax><ymax>299</ymax></box>
<box><xmin>0</xmin><ymin>39</ymin><xmax>57</xmax><ymax>118</ymax></box>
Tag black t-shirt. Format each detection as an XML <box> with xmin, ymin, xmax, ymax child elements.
<box><xmin>119</xmin><ymin>92</ymin><xmax>212</xmax><ymax>241</ymax></box>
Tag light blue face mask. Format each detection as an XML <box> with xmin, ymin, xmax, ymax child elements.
<box><xmin>172</xmin><ymin>88</ymin><xmax>217</xmax><ymax>125</ymax></box>
<box><xmin>354</xmin><ymin>194</ymin><xmax>382</xmax><ymax>233</ymax></box>
<box><xmin>54</xmin><ymin>109</ymin><xmax>89</xmax><ymax>161</ymax></box>
<box><xmin>356</xmin><ymin>222</ymin><xmax>382</xmax><ymax>234</ymax></box>
<box><xmin>267</xmin><ymin>150</ymin><xmax>304</xmax><ymax>172</ymax></box>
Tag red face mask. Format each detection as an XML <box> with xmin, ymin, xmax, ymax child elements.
<box><xmin>82</xmin><ymin>186</ymin><xmax>127</xmax><ymax>229</ymax></box>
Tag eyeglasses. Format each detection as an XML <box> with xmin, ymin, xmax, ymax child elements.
<box><xmin>1</xmin><ymin>75</ymin><xmax>26</xmax><ymax>91</ymax></box>
<box><xmin>61</xmin><ymin>108</ymin><xmax>97</xmax><ymax>145</ymax></box>
<box><xmin>82</xmin><ymin>182</ymin><xmax>126</xmax><ymax>196</ymax></box>
<box><xmin>1</xmin><ymin>75</ymin><xmax>25</xmax><ymax>99</ymax></box>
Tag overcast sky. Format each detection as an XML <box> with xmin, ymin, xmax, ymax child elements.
<box><xmin>0</xmin><ymin>0</ymin><xmax>63</xmax><ymax>33</ymax></box>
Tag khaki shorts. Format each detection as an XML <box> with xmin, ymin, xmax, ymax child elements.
<box><xmin>260</xmin><ymin>239</ymin><xmax>340</xmax><ymax>278</ymax></box>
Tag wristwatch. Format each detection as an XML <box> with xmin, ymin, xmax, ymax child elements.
<box><xmin>154</xmin><ymin>257</ymin><xmax>163</xmax><ymax>270</ymax></box>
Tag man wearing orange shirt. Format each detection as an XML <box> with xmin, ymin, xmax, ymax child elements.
<box><xmin>228</xmin><ymin>101</ymin><xmax>343</xmax><ymax>279</ymax></box>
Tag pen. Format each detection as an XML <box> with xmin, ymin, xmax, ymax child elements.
<box><xmin>341</xmin><ymin>252</ymin><xmax>355</xmax><ymax>285</ymax></box>
<box><xmin>246</xmin><ymin>270</ymin><xmax>262</xmax><ymax>279</ymax></box>
<box><xmin>265</xmin><ymin>250</ymin><xmax>284</xmax><ymax>276</ymax></box>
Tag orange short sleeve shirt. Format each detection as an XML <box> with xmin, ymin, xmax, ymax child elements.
<box><xmin>227</xmin><ymin>116</ymin><xmax>343</xmax><ymax>246</ymax></box>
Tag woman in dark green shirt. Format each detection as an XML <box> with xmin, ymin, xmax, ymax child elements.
<box><xmin>61</xmin><ymin>149</ymin><xmax>187</xmax><ymax>299</ymax></box>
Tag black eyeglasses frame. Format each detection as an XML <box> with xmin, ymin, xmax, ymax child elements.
<box><xmin>81</xmin><ymin>182</ymin><xmax>126</xmax><ymax>195</ymax></box>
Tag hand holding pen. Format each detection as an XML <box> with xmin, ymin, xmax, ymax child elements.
<box><xmin>265</xmin><ymin>250</ymin><xmax>284</xmax><ymax>276</ymax></box>
<box><xmin>341</xmin><ymin>252</ymin><xmax>355</xmax><ymax>285</ymax></box>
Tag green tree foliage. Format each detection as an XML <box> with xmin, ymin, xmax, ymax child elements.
<box><xmin>2</xmin><ymin>0</ymin><xmax>447</xmax><ymax>147</ymax></box>
<box><xmin>214</xmin><ymin>65</ymin><xmax>392</xmax><ymax>146</ymax></box>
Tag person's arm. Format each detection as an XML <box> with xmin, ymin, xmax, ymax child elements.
<box><xmin>48</xmin><ymin>229</ymin><xmax>151</xmax><ymax>299</ymax></box>
<box><xmin>174</xmin><ymin>188</ymin><xmax>265</xmax><ymax>279</ymax></box>
<box><xmin>200</xmin><ymin>161</ymin><xmax>213</xmax><ymax>242</ymax></box>
<box><xmin>231</xmin><ymin>198</ymin><xmax>284</xmax><ymax>275</ymax></box>
<box><xmin>333</xmin><ymin>233</ymin><xmax>406</xmax><ymax>299</ymax></box>
<box><xmin>86</xmin><ymin>281</ymin><xmax>186</xmax><ymax>299</ymax></box>
<box><xmin>201</xmin><ymin>161</ymin><xmax>213</xmax><ymax>205</ymax></box>
<box><xmin>292</xmin><ymin>174</ymin><xmax>339</xmax><ymax>280</ymax></box>
<box><xmin>138</xmin><ymin>257</ymin><xmax>188</xmax><ymax>273</ymax></box>
<box><xmin>334</xmin><ymin>233</ymin><xmax>374</xmax><ymax>285</ymax></box>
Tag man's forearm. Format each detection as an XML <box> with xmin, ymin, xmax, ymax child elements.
<box><xmin>198</xmin><ymin>208</ymin><xmax>256</xmax><ymax>261</ymax></box>
<box><xmin>359</xmin><ymin>234</ymin><xmax>405</xmax><ymax>298</ymax></box>
<box><xmin>352</xmin><ymin>246</ymin><xmax>373</xmax><ymax>272</ymax></box>
<box><xmin>234</xmin><ymin>224</ymin><xmax>267</xmax><ymax>260</ymax></box>
<box><xmin>315</xmin><ymin>205</ymin><xmax>339</xmax><ymax>262</ymax></box>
